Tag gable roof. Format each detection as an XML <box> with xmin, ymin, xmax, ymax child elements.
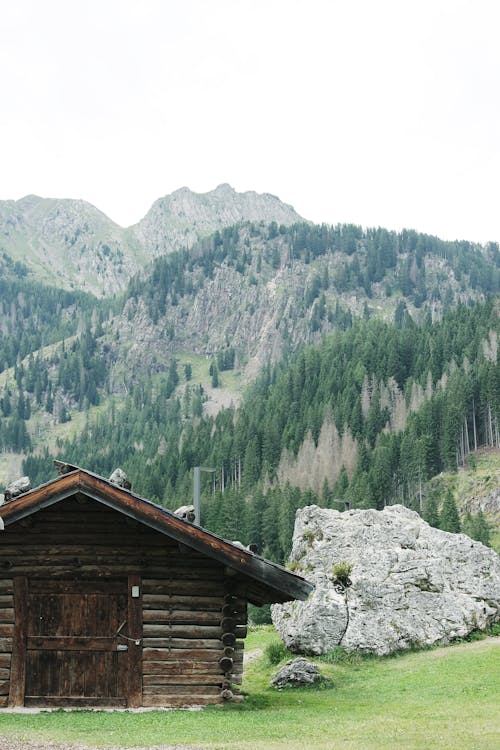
<box><xmin>0</xmin><ymin>466</ymin><xmax>313</xmax><ymax>605</ymax></box>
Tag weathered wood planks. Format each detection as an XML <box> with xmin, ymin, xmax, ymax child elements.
<box><xmin>0</xmin><ymin>497</ymin><xmax>250</xmax><ymax>707</ymax></box>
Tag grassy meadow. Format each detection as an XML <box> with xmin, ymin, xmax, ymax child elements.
<box><xmin>0</xmin><ymin>627</ymin><xmax>498</xmax><ymax>750</ymax></box>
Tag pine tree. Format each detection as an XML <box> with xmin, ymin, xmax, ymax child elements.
<box><xmin>439</xmin><ymin>489</ymin><xmax>461</xmax><ymax>533</ymax></box>
<box><xmin>423</xmin><ymin>492</ymin><xmax>440</xmax><ymax>528</ymax></box>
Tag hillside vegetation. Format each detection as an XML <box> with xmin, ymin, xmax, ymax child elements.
<box><xmin>0</xmin><ymin>199</ymin><xmax>499</xmax><ymax>561</ymax></box>
<box><xmin>20</xmin><ymin>300</ymin><xmax>500</xmax><ymax>563</ymax></box>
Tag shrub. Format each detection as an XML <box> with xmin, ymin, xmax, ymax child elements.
<box><xmin>266</xmin><ymin>640</ymin><xmax>289</xmax><ymax>665</ymax></box>
<box><xmin>332</xmin><ymin>561</ymin><xmax>353</xmax><ymax>584</ymax></box>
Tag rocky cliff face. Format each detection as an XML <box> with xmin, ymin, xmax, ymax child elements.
<box><xmin>131</xmin><ymin>183</ymin><xmax>302</xmax><ymax>258</ymax></box>
<box><xmin>272</xmin><ymin>505</ymin><xmax>500</xmax><ymax>655</ymax></box>
<box><xmin>0</xmin><ymin>185</ymin><xmax>303</xmax><ymax>296</ymax></box>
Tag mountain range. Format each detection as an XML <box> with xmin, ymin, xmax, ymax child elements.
<box><xmin>0</xmin><ymin>184</ymin><xmax>302</xmax><ymax>295</ymax></box>
<box><xmin>0</xmin><ymin>183</ymin><xmax>499</xmax><ymax>559</ymax></box>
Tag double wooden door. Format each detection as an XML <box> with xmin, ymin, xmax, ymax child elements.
<box><xmin>10</xmin><ymin>577</ymin><xmax>142</xmax><ymax>707</ymax></box>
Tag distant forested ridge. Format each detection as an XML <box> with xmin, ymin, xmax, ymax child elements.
<box><xmin>24</xmin><ymin>299</ymin><xmax>499</xmax><ymax>562</ymax></box>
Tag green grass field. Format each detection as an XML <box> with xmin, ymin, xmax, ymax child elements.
<box><xmin>0</xmin><ymin>627</ymin><xmax>498</xmax><ymax>750</ymax></box>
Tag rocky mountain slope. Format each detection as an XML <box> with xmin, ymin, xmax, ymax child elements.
<box><xmin>0</xmin><ymin>185</ymin><xmax>302</xmax><ymax>295</ymax></box>
<box><xmin>132</xmin><ymin>183</ymin><xmax>303</xmax><ymax>259</ymax></box>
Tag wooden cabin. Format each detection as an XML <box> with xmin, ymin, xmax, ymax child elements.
<box><xmin>0</xmin><ymin>466</ymin><xmax>312</xmax><ymax>708</ymax></box>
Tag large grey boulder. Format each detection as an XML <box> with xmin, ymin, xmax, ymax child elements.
<box><xmin>272</xmin><ymin>505</ymin><xmax>500</xmax><ymax>656</ymax></box>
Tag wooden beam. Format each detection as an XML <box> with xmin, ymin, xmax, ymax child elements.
<box><xmin>8</xmin><ymin>576</ymin><xmax>26</xmax><ymax>707</ymax></box>
<box><xmin>127</xmin><ymin>574</ymin><xmax>143</xmax><ymax>708</ymax></box>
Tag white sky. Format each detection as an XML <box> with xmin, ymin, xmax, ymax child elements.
<box><xmin>1</xmin><ymin>0</ymin><xmax>499</xmax><ymax>243</ymax></box>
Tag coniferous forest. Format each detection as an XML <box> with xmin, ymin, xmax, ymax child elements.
<box><xmin>0</xmin><ymin>216</ymin><xmax>498</xmax><ymax>563</ymax></box>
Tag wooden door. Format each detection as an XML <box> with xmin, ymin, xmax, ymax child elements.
<box><xmin>24</xmin><ymin>579</ymin><xmax>129</xmax><ymax>707</ymax></box>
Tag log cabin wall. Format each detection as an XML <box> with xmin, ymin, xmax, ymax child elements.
<box><xmin>0</xmin><ymin>578</ymin><xmax>13</xmax><ymax>707</ymax></box>
<box><xmin>0</xmin><ymin>494</ymin><xmax>247</xmax><ymax>707</ymax></box>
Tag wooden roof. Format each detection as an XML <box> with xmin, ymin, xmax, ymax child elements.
<box><xmin>0</xmin><ymin>467</ymin><xmax>313</xmax><ymax>605</ymax></box>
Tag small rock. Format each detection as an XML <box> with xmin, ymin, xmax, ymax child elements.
<box><xmin>4</xmin><ymin>476</ymin><xmax>31</xmax><ymax>501</ymax></box>
<box><xmin>109</xmin><ymin>468</ymin><xmax>131</xmax><ymax>490</ymax></box>
<box><xmin>271</xmin><ymin>658</ymin><xmax>322</xmax><ymax>689</ymax></box>
<box><xmin>174</xmin><ymin>505</ymin><xmax>196</xmax><ymax>522</ymax></box>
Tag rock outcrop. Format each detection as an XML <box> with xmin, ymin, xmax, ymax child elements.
<box><xmin>272</xmin><ymin>505</ymin><xmax>500</xmax><ymax>656</ymax></box>
<box><xmin>271</xmin><ymin>658</ymin><xmax>323</xmax><ymax>689</ymax></box>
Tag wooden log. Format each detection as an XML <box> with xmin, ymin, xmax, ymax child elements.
<box><xmin>0</xmin><ymin>609</ymin><xmax>14</xmax><ymax>623</ymax></box>
<box><xmin>142</xmin><ymin>581</ymin><xmax>225</xmax><ymax>597</ymax></box>
<box><xmin>0</xmin><ymin>581</ymin><xmax>13</xmax><ymax>595</ymax></box>
<box><xmin>0</xmin><ymin>596</ymin><xmax>14</xmax><ymax>607</ymax></box>
<box><xmin>142</xmin><ymin>638</ymin><xmax>222</xmax><ymax>649</ymax></box>
<box><xmin>8</xmin><ymin>576</ymin><xmax>26</xmax><ymax>707</ymax></box>
<box><xmin>142</xmin><ymin>661</ymin><xmax>223</xmax><ymax>675</ymax></box>
<box><xmin>143</xmin><ymin>625</ymin><xmax>222</xmax><ymax>639</ymax></box>
<box><xmin>128</xmin><ymin>572</ymin><xmax>143</xmax><ymax>709</ymax></box>
<box><xmin>143</xmin><ymin>648</ymin><xmax>224</xmax><ymax>662</ymax></box>
<box><xmin>142</xmin><ymin>694</ymin><xmax>222</xmax><ymax>707</ymax></box>
<box><xmin>143</xmin><ymin>594</ymin><xmax>224</xmax><ymax>610</ymax></box>
<box><xmin>218</xmin><ymin>656</ymin><xmax>233</xmax><ymax>672</ymax></box>
<box><xmin>26</xmin><ymin>637</ymin><xmax>120</xmax><ymax>651</ymax></box>
<box><xmin>224</xmin><ymin>647</ymin><xmax>234</xmax><ymax>657</ymax></box>
<box><xmin>0</xmin><ymin>653</ymin><xmax>11</xmax><ymax>669</ymax></box>
<box><xmin>221</xmin><ymin>632</ymin><xmax>236</xmax><ymax>647</ymax></box>
<box><xmin>221</xmin><ymin>617</ymin><xmax>236</xmax><ymax>632</ymax></box>
<box><xmin>0</xmin><ymin>626</ymin><xmax>14</xmax><ymax>638</ymax></box>
<box><xmin>143</xmin><ymin>685</ymin><xmax>221</xmax><ymax>696</ymax></box>
<box><xmin>0</xmin><ymin>668</ymin><xmax>10</xmax><ymax>680</ymax></box>
<box><xmin>0</xmin><ymin>696</ymin><xmax>8</xmax><ymax>708</ymax></box>
<box><xmin>143</xmin><ymin>674</ymin><xmax>226</xmax><ymax>687</ymax></box>
<box><xmin>235</xmin><ymin>625</ymin><xmax>247</xmax><ymax>639</ymax></box>
<box><xmin>143</xmin><ymin>610</ymin><xmax>221</xmax><ymax>625</ymax></box>
<box><xmin>221</xmin><ymin>689</ymin><xmax>233</xmax><ymax>701</ymax></box>
<box><xmin>0</xmin><ymin>680</ymin><xmax>9</xmax><ymax>695</ymax></box>
<box><xmin>28</xmin><ymin>579</ymin><xmax>126</xmax><ymax>594</ymax></box>
<box><xmin>0</xmin><ymin>638</ymin><xmax>13</xmax><ymax>653</ymax></box>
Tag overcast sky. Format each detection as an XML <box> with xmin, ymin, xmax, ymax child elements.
<box><xmin>1</xmin><ymin>0</ymin><xmax>499</xmax><ymax>243</ymax></box>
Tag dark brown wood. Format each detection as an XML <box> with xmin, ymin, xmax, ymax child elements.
<box><xmin>29</xmin><ymin>579</ymin><xmax>126</xmax><ymax>594</ymax></box>
<box><xmin>25</xmin><ymin>696</ymin><xmax>127</xmax><ymax>708</ymax></box>
<box><xmin>142</xmin><ymin>694</ymin><xmax>223</xmax><ymax>707</ymax></box>
<box><xmin>142</xmin><ymin>661</ymin><xmax>225</xmax><ymax>675</ymax></box>
<box><xmin>143</xmin><ymin>648</ymin><xmax>224</xmax><ymax>662</ymax></box>
<box><xmin>143</xmin><ymin>594</ymin><xmax>224</xmax><ymax>609</ymax></box>
<box><xmin>143</xmin><ymin>610</ymin><xmax>222</xmax><ymax>624</ymax></box>
<box><xmin>143</xmin><ymin>674</ymin><xmax>226</xmax><ymax>686</ymax></box>
<box><xmin>8</xmin><ymin>576</ymin><xmax>27</xmax><ymax>707</ymax></box>
<box><xmin>24</xmin><ymin>579</ymin><xmax>128</xmax><ymax>705</ymax></box>
<box><xmin>127</xmin><ymin>573</ymin><xmax>142</xmax><ymax>708</ymax></box>
<box><xmin>142</xmin><ymin>638</ymin><xmax>222</xmax><ymax>649</ymax></box>
<box><xmin>218</xmin><ymin>656</ymin><xmax>233</xmax><ymax>672</ymax></box>
<box><xmin>0</xmin><ymin>469</ymin><xmax>308</xmax><ymax>707</ymax></box>
<box><xmin>0</xmin><ymin>468</ymin><xmax>313</xmax><ymax>604</ymax></box>
<box><xmin>27</xmin><ymin>637</ymin><xmax>122</xmax><ymax>651</ymax></box>
<box><xmin>221</xmin><ymin>632</ymin><xmax>236</xmax><ymax>647</ymax></box>
<box><xmin>143</xmin><ymin>624</ymin><xmax>223</xmax><ymax>639</ymax></box>
<box><xmin>0</xmin><ymin>609</ymin><xmax>15</xmax><ymax>623</ymax></box>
